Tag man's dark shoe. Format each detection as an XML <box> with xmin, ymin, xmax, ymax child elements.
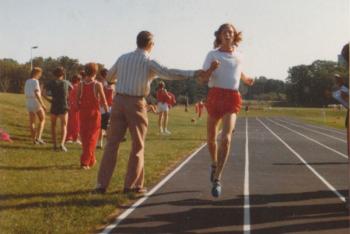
<box><xmin>123</xmin><ymin>187</ymin><xmax>147</xmax><ymax>194</ymax></box>
<box><xmin>91</xmin><ymin>187</ymin><xmax>106</xmax><ymax>194</ymax></box>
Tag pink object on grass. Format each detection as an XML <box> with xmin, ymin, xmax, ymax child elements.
<box><xmin>0</xmin><ymin>129</ymin><xmax>13</xmax><ymax>143</ymax></box>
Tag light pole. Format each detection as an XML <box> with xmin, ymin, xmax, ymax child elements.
<box><xmin>30</xmin><ymin>46</ymin><xmax>38</xmax><ymax>70</ymax></box>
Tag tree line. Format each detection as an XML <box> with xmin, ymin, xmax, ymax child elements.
<box><xmin>0</xmin><ymin>56</ymin><xmax>347</xmax><ymax>106</ymax></box>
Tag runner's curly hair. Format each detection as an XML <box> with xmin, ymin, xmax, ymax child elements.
<box><xmin>214</xmin><ymin>23</ymin><xmax>242</xmax><ymax>49</ymax></box>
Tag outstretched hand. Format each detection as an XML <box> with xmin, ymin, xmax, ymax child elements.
<box><xmin>244</xmin><ymin>78</ymin><xmax>254</xmax><ymax>86</ymax></box>
<box><xmin>195</xmin><ymin>70</ymin><xmax>208</xmax><ymax>85</ymax></box>
<box><xmin>241</xmin><ymin>73</ymin><xmax>254</xmax><ymax>86</ymax></box>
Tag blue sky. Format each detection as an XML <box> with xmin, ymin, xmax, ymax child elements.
<box><xmin>0</xmin><ymin>0</ymin><xmax>349</xmax><ymax>80</ymax></box>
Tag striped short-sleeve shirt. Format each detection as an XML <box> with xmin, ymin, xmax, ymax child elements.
<box><xmin>106</xmin><ymin>49</ymin><xmax>196</xmax><ymax>97</ymax></box>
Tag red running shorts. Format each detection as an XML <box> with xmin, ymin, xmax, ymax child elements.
<box><xmin>205</xmin><ymin>87</ymin><xmax>242</xmax><ymax>119</ymax></box>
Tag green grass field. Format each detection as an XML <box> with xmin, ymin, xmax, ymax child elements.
<box><xmin>0</xmin><ymin>92</ymin><xmax>347</xmax><ymax>234</ymax></box>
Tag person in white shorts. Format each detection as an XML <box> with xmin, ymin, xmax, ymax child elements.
<box><xmin>24</xmin><ymin>67</ymin><xmax>47</xmax><ymax>144</ymax></box>
<box><xmin>156</xmin><ymin>81</ymin><xmax>172</xmax><ymax>135</ymax></box>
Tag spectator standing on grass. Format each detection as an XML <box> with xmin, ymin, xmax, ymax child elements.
<box><xmin>195</xmin><ymin>99</ymin><xmax>205</xmax><ymax>119</ymax></box>
<box><xmin>78</xmin><ymin>63</ymin><xmax>108</xmax><ymax>169</ymax></box>
<box><xmin>338</xmin><ymin>43</ymin><xmax>349</xmax><ymax>209</ymax></box>
<box><xmin>24</xmin><ymin>67</ymin><xmax>47</xmax><ymax>145</ymax></box>
<box><xmin>156</xmin><ymin>81</ymin><xmax>173</xmax><ymax>135</ymax></box>
<box><xmin>43</xmin><ymin>66</ymin><xmax>72</xmax><ymax>152</ymax></box>
<box><xmin>66</xmin><ymin>74</ymin><xmax>82</xmax><ymax>144</ymax></box>
<box><xmin>93</xmin><ymin>30</ymin><xmax>204</xmax><ymax>195</ymax></box>
<box><xmin>340</xmin><ymin>44</ymin><xmax>349</xmax><ymax>155</ymax></box>
<box><xmin>199</xmin><ymin>23</ymin><xmax>254</xmax><ymax>198</ymax></box>
<box><xmin>335</xmin><ymin>44</ymin><xmax>349</xmax><ymax>155</ymax></box>
<box><xmin>97</xmin><ymin>68</ymin><xmax>115</xmax><ymax>149</ymax></box>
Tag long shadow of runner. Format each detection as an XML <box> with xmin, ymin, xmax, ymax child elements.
<box><xmin>113</xmin><ymin>190</ymin><xmax>348</xmax><ymax>234</ymax></box>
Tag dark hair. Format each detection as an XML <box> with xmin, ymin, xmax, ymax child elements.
<box><xmin>100</xmin><ymin>68</ymin><xmax>108</xmax><ymax>77</ymax></box>
<box><xmin>79</xmin><ymin>70</ymin><xmax>86</xmax><ymax>78</ymax></box>
<box><xmin>341</xmin><ymin>43</ymin><xmax>349</xmax><ymax>63</ymax></box>
<box><xmin>71</xmin><ymin>74</ymin><xmax>81</xmax><ymax>84</ymax></box>
<box><xmin>31</xmin><ymin>67</ymin><xmax>42</xmax><ymax>77</ymax></box>
<box><xmin>53</xmin><ymin>66</ymin><xmax>65</xmax><ymax>78</ymax></box>
<box><xmin>84</xmin><ymin>63</ymin><xmax>98</xmax><ymax>77</ymax></box>
<box><xmin>137</xmin><ymin>31</ymin><xmax>153</xmax><ymax>49</ymax></box>
<box><xmin>214</xmin><ymin>23</ymin><xmax>242</xmax><ymax>49</ymax></box>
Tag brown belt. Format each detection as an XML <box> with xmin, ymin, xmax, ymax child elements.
<box><xmin>116</xmin><ymin>93</ymin><xmax>144</xmax><ymax>98</ymax></box>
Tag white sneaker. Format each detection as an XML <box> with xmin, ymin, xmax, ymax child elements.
<box><xmin>75</xmin><ymin>140</ymin><xmax>82</xmax><ymax>145</ymax></box>
<box><xmin>35</xmin><ymin>139</ymin><xmax>46</xmax><ymax>145</ymax></box>
<box><xmin>66</xmin><ymin>140</ymin><xmax>73</xmax><ymax>144</ymax></box>
<box><xmin>164</xmin><ymin>129</ymin><xmax>171</xmax><ymax>135</ymax></box>
<box><xmin>60</xmin><ymin>144</ymin><xmax>68</xmax><ymax>152</ymax></box>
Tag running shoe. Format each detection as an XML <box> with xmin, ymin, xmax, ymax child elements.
<box><xmin>211</xmin><ymin>179</ymin><xmax>221</xmax><ymax>198</ymax></box>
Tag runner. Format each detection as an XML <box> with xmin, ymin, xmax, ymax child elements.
<box><xmin>199</xmin><ymin>23</ymin><xmax>254</xmax><ymax>197</ymax></box>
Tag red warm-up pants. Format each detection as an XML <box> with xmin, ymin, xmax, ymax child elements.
<box><xmin>79</xmin><ymin>109</ymin><xmax>101</xmax><ymax>167</ymax></box>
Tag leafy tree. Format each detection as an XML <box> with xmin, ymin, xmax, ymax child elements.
<box><xmin>286</xmin><ymin>60</ymin><xmax>347</xmax><ymax>107</ymax></box>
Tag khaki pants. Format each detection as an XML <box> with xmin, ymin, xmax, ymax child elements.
<box><xmin>97</xmin><ymin>94</ymin><xmax>148</xmax><ymax>189</ymax></box>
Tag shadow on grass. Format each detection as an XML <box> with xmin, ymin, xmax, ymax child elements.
<box><xmin>0</xmin><ymin>164</ymin><xmax>80</xmax><ymax>171</ymax></box>
<box><xmin>0</xmin><ymin>144</ymin><xmax>53</xmax><ymax>151</ymax></box>
<box><xmin>106</xmin><ymin>190</ymin><xmax>349</xmax><ymax>234</ymax></box>
<box><xmin>0</xmin><ymin>197</ymin><xmax>119</xmax><ymax>211</ymax></box>
<box><xmin>0</xmin><ymin>189</ymin><xmax>93</xmax><ymax>200</ymax></box>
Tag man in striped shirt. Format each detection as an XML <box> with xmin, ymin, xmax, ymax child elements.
<box><xmin>94</xmin><ymin>30</ymin><xmax>203</xmax><ymax>194</ymax></box>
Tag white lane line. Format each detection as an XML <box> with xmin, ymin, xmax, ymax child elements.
<box><xmin>257</xmin><ymin>118</ymin><xmax>346</xmax><ymax>203</ymax></box>
<box><xmin>243</xmin><ymin>117</ymin><xmax>251</xmax><ymax>234</ymax></box>
<box><xmin>283</xmin><ymin>117</ymin><xmax>346</xmax><ymax>136</ymax></box>
<box><xmin>267</xmin><ymin>118</ymin><xmax>348</xmax><ymax>159</ymax></box>
<box><xmin>276</xmin><ymin>118</ymin><xmax>346</xmax><ymax>143</ymax></box>
<box><xmin>99</xmin><ymin>143</ymin><xmax>208</xmax><ymax>234</ymax></box>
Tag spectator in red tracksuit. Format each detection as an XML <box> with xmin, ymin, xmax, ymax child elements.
<box><xmin>66</xmin><ymin>74</ymin><xmax>81</xmax><ymax>144</ymax></box>
<box><xmin>77</xmin><ymin>63</ymin><xmax>108</xmax><ymax>169</ymax></box>
<box><xmin>156</xmin><ymin>81</ymin><xmax>174</xmax><ymax>135</ymax></box>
